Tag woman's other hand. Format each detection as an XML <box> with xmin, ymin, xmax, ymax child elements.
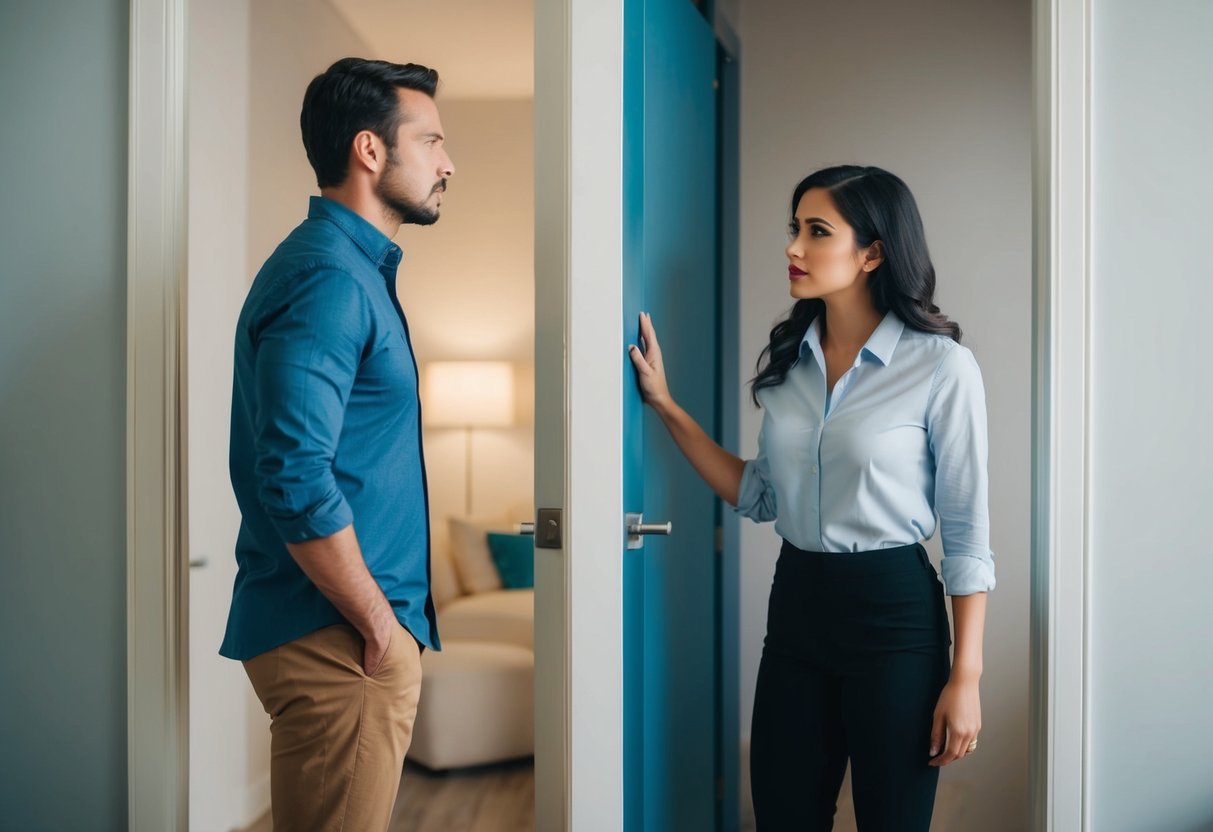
<box><xmin>928</xmin><ymin>675</ymin><xmax>982</xmax><ymax>767</ymax></box>
<box><xmin>629</xmin><ymin>311</ymin><xmax>672</xmax><ymax>411</ymax></box>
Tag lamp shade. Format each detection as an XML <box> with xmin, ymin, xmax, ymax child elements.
<box><xmin>423</xmin><ymin>361</ymin><xmax>515</xmax><ymax>427</ymax></box>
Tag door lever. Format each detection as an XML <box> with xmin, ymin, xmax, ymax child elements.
<box><xmin>625</xmin><ymin>512</ymin><xmax>673</xmax><ymax>549</ymax></box>
<box><xmin>520</xmin><ymin>508</ymin><xmax>563</xmax><ymax>549</ymax></box>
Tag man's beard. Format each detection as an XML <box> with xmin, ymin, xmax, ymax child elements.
<box><xmin>378</xmin><ymin>149</ymin><xmax>443</xmax><ymax>226</ymax></box>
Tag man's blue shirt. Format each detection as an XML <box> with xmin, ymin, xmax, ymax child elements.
<box><xmin>220</xmin><ymin>196</ymin><xmax>439</xmax><ymax>661</ymax></box>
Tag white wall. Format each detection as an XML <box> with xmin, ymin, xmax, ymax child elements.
<box><xmin>737</xmin><ymin>1</ymin><xmax>1031</xmax><ymax>828</ymax></box>
<box><xmin>1088</xmin><ymin>2</ymin><xmax>1213</xmax><ymax>829</ymax></box>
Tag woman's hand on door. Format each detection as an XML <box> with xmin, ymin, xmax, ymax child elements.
<box><xmin>629</xmin><ymin>311</ymin><xmax>746</xmax><ymax>505</ymax></box>
<box><xmin>629</xmin><ymin>311</ymin><xmax>674</xmax><ymax>412</ymax></box>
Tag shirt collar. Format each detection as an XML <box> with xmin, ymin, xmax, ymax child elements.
<box><xmin>799</xmin><ymin>310</ymin><xmax>905</xmax><ymax>368</ymax></box>
<box><xmin>861</xmin><ymin>311</ymin><xmax>905</xmax><ymax>366</ymax></box>
<box><xmin>307</xmin><ymin>196</ymin><xmax>403</xmax><ymax>275</ymax></box>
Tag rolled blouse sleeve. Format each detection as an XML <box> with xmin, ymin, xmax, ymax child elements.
<box><xmin>926</xmin><ymin>345</ymin><xmax>996</xmax><ymax>595</ymax></box>
<box><xmin>734</xmin><ymin>415</ymin><xmax>778</xmax><ymax>522</ymax></box>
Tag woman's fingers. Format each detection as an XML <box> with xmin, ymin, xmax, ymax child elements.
<box><xmin>628</xmin><ymin>344</ymin><xmax>650</xmax><ymax>375</ymax></box>
<box><xmin>640</xmin><ymin>312</ymin><xmax>662</xmax><ymax>358</ymax></box>
<box><xmin>929</xmin><ymin>723</ymin><xmax>979</xmax><ymax>767</ymax></box>
<box><xmin>928</xmin><ymin>708</ymin><xmax>945</xmax><ymax>758</ymax></box>
<box><xmin>630</xmin><ymin>311</ymin><xmax>674</xmax><ymax>408</ymax></box>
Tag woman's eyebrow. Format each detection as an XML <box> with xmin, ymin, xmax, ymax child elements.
<box><xmin>796</xmin><ymin>216</ymin><xmax>836</xmax><ymax>229</ymax></box>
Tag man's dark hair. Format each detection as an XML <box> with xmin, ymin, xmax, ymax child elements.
<box><xmin>300</xmin><ymin>58</ymin><xmax>439</xmax><ymax>188</ymax></box>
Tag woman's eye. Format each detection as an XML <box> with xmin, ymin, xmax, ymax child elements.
<box><xmin>787</xmin><ymin>223</ymin><xmax>799</xmax><ymax>238</ymax></box>
<box><xmin>810</xmin><ymin>225</ymin><xmax>829</xmax><ymax>237</ymax></box>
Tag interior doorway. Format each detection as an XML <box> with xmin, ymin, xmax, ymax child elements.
<box><xmin>185</xmin><ymin>2</ymin><xmax>538</xmax><ymax>829</ymax></box>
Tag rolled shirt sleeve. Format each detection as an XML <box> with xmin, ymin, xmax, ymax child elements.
<box><xmin>926</xmin><ymin>345</ymin><xmax>996</xmax><ymax>595</ymax></box>
<box><xmin>250</xmin><ymin>269</ymin><xmax>370</xmax><ymax>543</ymax></box>
<box><xmin>733</xmin><ymin>416</ymin><xmax>778</xmax><ymax>523</ymax></box>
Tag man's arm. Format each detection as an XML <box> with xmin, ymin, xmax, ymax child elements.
<box><xmin>287</xmin><ymin>525</ymin><xmax>397</xmax><ymax>674</ymax></box>
<box><xmin>248</xmin><ymin>270</ymin><xmax>395</xmax><ymax>672</ymax></box>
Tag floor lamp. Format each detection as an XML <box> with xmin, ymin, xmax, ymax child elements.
<box><xmin>423</xmin><ymin>361</ymin><xmax>515</xmax><ymax>517</ymax></box>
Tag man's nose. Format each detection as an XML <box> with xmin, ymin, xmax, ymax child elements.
<box><xmin>440</xmin><ymin>152</ymin><xmax>455</xmax><ymax>178</ymax></box>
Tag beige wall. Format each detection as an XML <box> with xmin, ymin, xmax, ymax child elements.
<box><xmin>400</xmin><ymin>99</ymin><xmax>537</xmax><ymax>549</ymax></box>
<box><xmin>247</xmin><ymin>0</ymin><xmax>382</xmax><ymax>272</ymax></box>
<box><xmin>737</xmin><ymin>1</ymin><xmax>1032</xmax><ymax>828</ymax></box>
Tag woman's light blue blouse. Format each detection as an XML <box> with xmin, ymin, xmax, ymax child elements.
<box><xmin>735</xmin><ymin>312</ymin><xmax>995</xmax><ymax>596</ymax></box>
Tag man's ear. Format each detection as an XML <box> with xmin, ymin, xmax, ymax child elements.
<box><xmin>349</xmin><ymin>129</ymin><xmax>386</xmax><ymax>176</ymax></box>
<box><xmin>863</xmin><ymin>240</ymin><xmax>885</xmax><ymax>273</ymax></box>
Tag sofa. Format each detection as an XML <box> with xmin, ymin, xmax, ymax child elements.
<box><xmin>407</xmin><ymin>514</ymin><xmax>536</xmax><ymax>771</ymax></box>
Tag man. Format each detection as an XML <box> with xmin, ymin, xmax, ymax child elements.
<box><xmin>220</xmin><ymin>57</ymin><xmax>454</xmax><ymax>831</ymax></box>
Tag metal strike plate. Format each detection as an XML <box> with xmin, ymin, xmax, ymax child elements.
<box><xmin>535</xmin><ymin>508</ymin><xmax>563</xmax><ymax>549</ymax></box>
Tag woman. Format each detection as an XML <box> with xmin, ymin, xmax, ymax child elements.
<box><xmin>628</xmin><ymin>165</ymin><xmax>993</xmax><ymax>831</ymax></box>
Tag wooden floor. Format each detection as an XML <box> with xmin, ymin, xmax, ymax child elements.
<box><xmin>390</xmin><ymin>758</ymin><xmax>535</xmax><ymax>831</ymax></box>
<box><xmin>242</xmin><ymin>758</ymin><xmax>535</xmax><ymax>832</ymax></box>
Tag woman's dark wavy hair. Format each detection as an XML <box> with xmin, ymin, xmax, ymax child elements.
<box><xmin>750</xmin><ymin>165</ymin><xmax>961</xmax><ymax>406</ymax></box>
<box><xmin>300</xmin><ymin>57</ymin><xmax>439</xmax><ymax>189</ymax></box>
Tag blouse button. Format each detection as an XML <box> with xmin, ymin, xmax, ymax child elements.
<box><xmin>810</xmin><ymin>465</ymin><xmax>819</xmax><ymax>475</ymax></box>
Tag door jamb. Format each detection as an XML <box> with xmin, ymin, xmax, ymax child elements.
<box><xmin>126</xmin><ymin>0</ymin><xmax>189</xmax><ymax>829</ymax></box>
<box><xmin>1030</xmin><ymin>0</ymin><xmax>1091</xmax><ymax>829</ymax></box>
<box><xmin>534</xmin><ymin>0</ymin><xmax>627</xmax><ymax>828</ymax></box>
<box><xmin>715</xmin><ymin>13</ymin><xmax>742</xmax><ymax>830</ymax></box>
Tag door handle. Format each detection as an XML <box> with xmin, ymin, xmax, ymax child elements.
<box><xmin>625</xmin><ymin>512</ymin><xmax>673</xmax><ymax>549</ymax></box>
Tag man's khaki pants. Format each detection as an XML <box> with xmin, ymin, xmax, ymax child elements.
<box><xmin>244</xmin><ymin>622</ymin><xmax>423</xmax><ymax>832</ymax></box>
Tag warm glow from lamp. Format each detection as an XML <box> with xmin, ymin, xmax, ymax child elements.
<box><xmin>424</xmin><ymin>361</ymin><xmax>515</xmax><ymax>427</ymax></box>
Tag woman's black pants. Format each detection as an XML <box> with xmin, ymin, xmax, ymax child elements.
<box><xmin>750</xmin><ymin>540</ymin><xmax>952</xmax><ymax>831</ymax></box>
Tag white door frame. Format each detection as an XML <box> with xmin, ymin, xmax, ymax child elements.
<box><xmin>532</xmin><ymin>0</ymin><xmax>626</xmax><ymax>827</ymax></box>
<box><xmin>126</xmin><ymin>0</ymin><xmax>188</xmax><ymax>828</ymax></box>
<box><xmin>1030</xmin><ymin>0</ymin><xmax>1091</xmax><ymax>828</ymax></box>
<box><xmin>127</xmin><ymin>0</ymin><xmax>1092</xmax><ymax>828</ymax></box>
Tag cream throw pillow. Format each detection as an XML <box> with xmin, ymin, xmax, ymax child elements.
<box><xmin>448</xmin><ymin>517</ymin><xmax>504</xmax><ymax>594</ymax></box>
<box><xmin>429</xmin><ymin>539</ymin><xmax>462</xmax><ymax>609</ymax></box>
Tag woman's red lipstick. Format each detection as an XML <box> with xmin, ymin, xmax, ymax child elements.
<box><xmin>788</xmin><ymin>264</ymin><xmax>807</xmax><ymax>279</ymax></box>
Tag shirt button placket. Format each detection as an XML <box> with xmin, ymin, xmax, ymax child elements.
<box><xmin>812</xmin><ymin>428</ymin><xmax>823</xmax><ymax>548</ymax></box>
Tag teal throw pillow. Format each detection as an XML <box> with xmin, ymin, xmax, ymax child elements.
<box><xmin>487</xmin><ymin>532</ymin><xmax>535</xmax><ymax>589</ymax></box>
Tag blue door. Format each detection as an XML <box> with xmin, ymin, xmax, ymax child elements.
<box><xmin>623</xmin><ymin>1</ymin><xmax>721</xmax><ymax>829</ymax></box>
